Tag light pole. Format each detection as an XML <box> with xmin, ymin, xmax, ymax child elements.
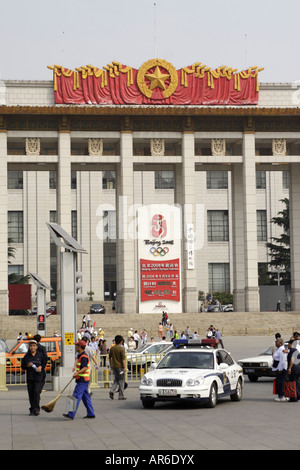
<box><xmin>46</xmin><ymin>222</ymin><xmax>87</xmax><ymax>389</ymax></box>
<box><xmin>29</xmin><ymin>272</ymin><xmax>51</xmax><ymax>337</ymax></box>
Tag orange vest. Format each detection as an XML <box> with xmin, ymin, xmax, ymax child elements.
<box><xmin>76</xmin><ymin>353</ymin><xmax>90</xmax><ymax>381</ymax></box>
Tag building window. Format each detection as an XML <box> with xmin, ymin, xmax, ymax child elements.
<box><xmin>207</xmin><ymin>210</ymin><xmax>229</xmax><ymax>242</ymax></box>
<box><xmin>102</xmin><ymin>171</ymin><xmax>116</xmax><ymax>189</ymax></box>
<box><xmin>49</xmin><ymin>170</ymin><xmax>57</xmax><ymax>189</ymax></box>
<box><xmin>257</xmin><ymin>210</ymin><xmax>267</xmax><ymax>241</ymax></box>
<box><xmin>103</xmin><ymin>211</ymin><xmax>116</xmax><ymax>241</ymax></box>
<box><xmin>8</xmin><ymin>265</ymin><xmax>24</xmax><ymax>282</ymax></box>
<box><xmin>155</xmin><ymin>171</ymin><xmax>174</xmax><ymax>189</ymax></box>
<box><xmin>208</xmin><ymin>263</ymin><xmax>230</xmax><ymax>292</ymax></box>
<box><xmin>283</xmin><ymin>171</ymin><xmax>289</xmax><ymax>189</ymax></box>
<box><xmin>256</xmin><ymin>171</ymin><xmax>266</xmax><ymax>189</ymax></box>
<box><xmin>8</xmin><ymin>211</ymin><xmax>23</xmax><ymax>243</ymax></box>
<box><xmin>206</xmin><ymin>171</ymin><xmax>228</xmax><ymax>189</ymax></box>
<box><xmin>71</xmin><ymin>170</ymin><xmax>77</xmax><ymax>189</ymax></box>
<box><xmin>71</xmin><ymin>211</ymin><xmax>77</xmax><ymax>240</ymax></box>
<box><xmin>8</xmin><ymin>171</ymin><xmax>23</xmax><ymax>189</ymax></box>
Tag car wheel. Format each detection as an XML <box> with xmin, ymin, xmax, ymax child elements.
<box><xmin>230</xmin><ymin>377</ymin><xmax>243</xmax><ymax>402</ymax></box>
<box><xmin>142</xmin><ymin>400</ymin><xmax>155</xmax><ymax>409</ymax></box>
<box><xmin>248</xmin><ymin>375</ymin><xmax>258</xmax><ymax>382</ymax></box>
<box><xmin>206</xmin><ymin>382</ymin><xmax>217</xmax><ymax>408</ymax></box>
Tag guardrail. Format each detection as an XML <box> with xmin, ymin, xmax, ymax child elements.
<box><xmin>2</xmin><ymin>352</ymin><xmax>164</xmax><ymax>389</ymax></box>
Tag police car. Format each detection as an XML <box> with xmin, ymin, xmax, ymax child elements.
<box><xmin>139</xmin><ymin>340</ymin><xmax>244</xmax><ymax>408</ymax></box>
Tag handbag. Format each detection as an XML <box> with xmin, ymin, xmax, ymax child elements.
<box><xmin>284</xmin><ymin>380</ymin><xmax>297</xmax><ymax>398</ymax></box>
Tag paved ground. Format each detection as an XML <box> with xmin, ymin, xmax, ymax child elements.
<box><xmin>1</xmin><ymin>336</ymin><xmax>299</xmax><ymax>453</ymax></box>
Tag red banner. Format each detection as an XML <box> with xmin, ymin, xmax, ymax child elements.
<box><xmin>48</xmin><ymin>59</ymin><xmax>263</xmax><ymax>106</ymax></box>
<box><xmin>140</xmin><ymin>258</ymin><xmax>180</xmax><ymax>302</ymax></box>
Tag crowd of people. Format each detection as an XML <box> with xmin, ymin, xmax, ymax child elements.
<box><xmin>272</xmin><ymin>332</ymin><xmax>300</xmax><ymax>402</ymax></box>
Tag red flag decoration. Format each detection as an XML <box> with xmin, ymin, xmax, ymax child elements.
<box><xmin>48</xmin><ymin>59</ymin><xmax>264</xmax><ymax>106</ymax></box>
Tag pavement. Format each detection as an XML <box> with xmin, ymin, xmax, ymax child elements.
<box><xmin>1</xmin><ymin>336</ymin><xmax>299</xmax><ymax>454</ymax></box>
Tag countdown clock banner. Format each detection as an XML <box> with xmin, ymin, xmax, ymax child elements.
<box><xmin>138</xmin><ymin>205</ymin><xmax>182</xmax><ymax>314</ymax></box>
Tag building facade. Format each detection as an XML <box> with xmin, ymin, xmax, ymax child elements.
<box><xmin>1</xmin><ymin>61</ymin><xmax>300</xmax><ymax>315</ymax></box>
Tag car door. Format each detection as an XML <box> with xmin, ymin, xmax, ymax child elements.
<box><xmin>218</xmin><ymin>350</ymin><xmax>238</xmax><ymax>392</ymax></box>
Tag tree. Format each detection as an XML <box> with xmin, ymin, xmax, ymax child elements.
<box><xmin>266</xmin><ymin>198</ymin><xmax>290</xmax><ymax>285</ymax></box>
<box><xmin>8</xmin><ymin>237</ymin><xmax>30</xmax><ymax>284</ymax></box>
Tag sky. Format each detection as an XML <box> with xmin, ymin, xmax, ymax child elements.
<box><xmin>0</xmin><ymin>0</ymin><xmax>299</xmax><ymax>83</ymax></box>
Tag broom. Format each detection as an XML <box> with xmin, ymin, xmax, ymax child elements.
<box><xmin>42</xmin><ymin>377</ymin><xmax>74</xmax><ymax>413</ymax></box>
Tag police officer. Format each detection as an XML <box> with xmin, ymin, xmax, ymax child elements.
<box><xmin>63</xmin><ymin>340</ymin><xmax>95</xmax><ymax>419</ymax></box>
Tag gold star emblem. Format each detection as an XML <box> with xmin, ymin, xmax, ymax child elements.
<box><xmin>145</xmin><ymin>66</ymin><xmax>170</xmax><ymax>91</ymax></box>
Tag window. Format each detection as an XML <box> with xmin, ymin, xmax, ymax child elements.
<box><xmin>256</xmin><ymin>171</ymin><xmax>266</xmax><ymax>189</ymax></box>
<box><xmin>206</xmin><ymin>171</ymin><xmax>228</xmax><ymax>189</ymax></box>
<box><xmin>71</xmin><ymin>211</ymin><xmax>77</xmax><ymax>240</ymax></box>
<box><xmin>71</xmin><ymin>170</ymin><xmax>77</xmax><ymax>189</ymax></box>
<box><xmin>49</xmin><ymin>170</ymin><xmax>57</xmax><ymax>189</ymax></box>
<box><xmin>283</xmin><ymin>171</ymin><xmax>289</xmax><ymax>190</ymax></box>
<box><xmin>208</xmin><ymin>263</ymin><xmax>230</xmax><ymax>292</ymax></box>
<box><xmin>257</xmin><ymin>210</ymin><xmax>267</xmax><ymax>241</ymax></box>
<box><xmin>155</xmin><ymin>171</ymin><xmax>174</xmax><ymax>189</ymax></box>
<box><xmin>8</xmin><ymin>211</ymin><xmax>23</xmax><ymax>243</ymax></box>
<box><xmin>8</xmin><ymin>171</ymin><xmax>23</xmax><ymax>189</ymax></box>
<box><xmin>207</xmin><ymin>210</ymin><xmax>229</xmax><ymax>242</ymax></box>
<box><xmin>102</xmin><ymin>171</ymin><xmax>116</xmax><ymax>189</ymax></box>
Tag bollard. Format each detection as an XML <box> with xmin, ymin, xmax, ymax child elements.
<box><xmin>0</xmin><ymin>353</ymin><xmax>8</xmax><ymax>391</ymax></box>
<box><xmin>104</xmin><ymin>369</ymin><xmax>110</xmax><ymax>388</ymax></box>
<box><xmin>140</xmin><ymin>368</ymin><xmax>144</xmax><ymax>378</ymax></box>
<box><xmin>90</xmin><ymin>363</ymin><xmax>100</xmax><ymax>390</ymax></box>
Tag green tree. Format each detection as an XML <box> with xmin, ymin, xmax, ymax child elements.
<box><xmin>266</xmin><ymin>198</ymin><xmax>290</xmax><ymax>285</ymax></box>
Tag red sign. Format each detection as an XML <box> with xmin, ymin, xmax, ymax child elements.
<box><xmin>8</xmin><ymin>284</ymin><xmax>31</xmax><ymax>310</ymax></box>
<box><xmin>140</xmin><ymin>258</ymin><xmax>180</xmax><ymax>302</ymax></box>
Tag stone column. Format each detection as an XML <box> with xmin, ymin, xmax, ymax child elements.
<box><xmin>180</xmin><ymin>132</ymin><xmax>198</xmax><ymax>313</ymax></box>
<box><xmin>242</xmin><ymin>133</ymin><xmax>260</xmax><ymax>311</ymax></box>
<box><xmin>0</xmin><ymin>131</ymin><xmax>8</xmax><ymax>315</ymax></box>
<box><xmin>57</xmin><ymin>131</ymin><xmax>71</xmax><ymax>232</ymax></box>
<box><xmin>289</xmin><ymin>164</ymin><xmax>300</xmax><ymax>310</ymax></box>
<box><xmin>116</xmin><ymin>131</ymin><xmax>136</xmax><ymax>313</ymax></box>
<box><xmin>231</xmin><ymin>164</ymin><xmax>246</xmax><ymax>311</ymax></box>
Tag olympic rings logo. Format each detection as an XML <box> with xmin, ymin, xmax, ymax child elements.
<box><xmin>150</xmin><ymin>246</ymin><xmax>169</xmax><ymax>256</ymax></box>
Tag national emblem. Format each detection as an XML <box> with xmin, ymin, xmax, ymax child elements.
<box><xmin>137</xmin><ymin>59</ymin><xmax>178</xmax><ymax>99</ymax></box>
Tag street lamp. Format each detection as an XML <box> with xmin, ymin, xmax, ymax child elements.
<box><xmin>29</xmin><ymin>272</ymin><xmax>51</xmax><ymax>337</ymax></box>
<box><xmin>46</xmin><ymin>222</ymin><xmax>87</xmax><ymax>389</ymax></box>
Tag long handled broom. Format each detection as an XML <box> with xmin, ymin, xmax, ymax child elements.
<box><xmin>42</xmin><ymin>377</ymin><xmax>74</xmax><ymax>413</ymax></box>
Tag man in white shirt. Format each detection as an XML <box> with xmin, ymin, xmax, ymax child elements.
<box><xmin>272</xmin><ymin>337</ymin><xmax>288</xmax><ymax>401</ymax></box>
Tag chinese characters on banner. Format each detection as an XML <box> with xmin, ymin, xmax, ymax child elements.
<box><xmin>140</xmin><ymin>259</ymin><xmax>180</xmax><ymax>302</ymax></box>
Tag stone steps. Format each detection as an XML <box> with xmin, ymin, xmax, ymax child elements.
<box><xmin>1</xmin><ymin>311</ymin><xmax>300</xmax><ymax>341</ymax></box>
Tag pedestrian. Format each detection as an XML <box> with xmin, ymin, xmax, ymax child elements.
<box><xmin>215</xmin><ymin>329</ymin><xmax>224</xmax><ymax>348</ymax></box>
<box><xmin>17</xmin><ymin>332</ymin><xmax>22</xmax><ymax>341</ymax></box>
<box><xmin>33</xmin><ymin>334</ymin><xmax>48</xmax><ymax>391</ymax></box>
<box><xmin>89</xmin><ymin>335</ymin><xmax>98</xmax><ymax>352</ymax></box>
<box><xmin>185</xmin><ymin>326</ymin><xmax>191</xmax><ymax>339</ymax></box>
<box><xmin>21</xmin><ymin>339</ymin><xmax>47</xmax><ymax>416</ymax></box>
<box><xmin>140</xmin><ymin>329</ymin><xmax>147</xmax><ymax>345</ymax></box>
<box><xmin>109</xmin><ymin>335</ymin><xmax>127</xmax><ymax>400</ymax></box>
<box><xmin>169</xmin><ymin>323</ymin><xmax>174</xmax><ymax>338</ymax></box>
<box><xmin>98</xmin><ymin>328</ymin><xmax>105</xmax><ymax>340</ymax></box>
<box><xmin>112</xmin><ymin>300</ymin><xmax>116</xmax><ymax>313</ymax></box>
<box><xmin>128</xmin><ymin>336</ymin><xmax>136</xmax><ymax>352</ymax></box>
<box><xmin>158</xmin><ymin>323</ymin><xmax>163</xmax><ymax>340</ymax></box>
<box><xmin>86</xmin><ymin>313</ymin><xmax>91</xmax><ymax>327</ymax></box>
<box><xmin>276</xmin><ymin>300</ymin><xmax>281</xmax><ymax>312</ymax></box>
<box><xmin>272</xmin><ymin>337</ymin><xmax>289</xmax><ymax>402</ymax></box>
<box><xmin>63</xmin><ymin>340</ymin><xmax>95</xmax><ymax>419</ymax></box>
<box><xmin>127</xmin><ymin>328</ymin><xmax>133</xmax><ymax>343</ymax></box>
<box><xmin>286</xmin><ymin>338</ymin><xmax>300</xmax><ymax>402</ymax></box>
<box><xmin>173</xmin><ymin>330</ymin><xmax>179</xmax><ymax>340</ymax></box>
<box><xmin>99</xmin><ymin>339</ymin><xmax>108</xmax><ymax>367</ymax></box>
<box><xmin>133</xmin><ymin>330</ymin><xmax>139</xmax><ymax>349</ymax></box>
<box><xmin>81</xmin><ymin>315</ymin><xmax>86</xmax><ymax>329</ymax></box>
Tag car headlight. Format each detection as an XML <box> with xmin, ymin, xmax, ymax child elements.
<box><xmin>141</xmin><ymin>376</ymin><xmax>153</xmax><ymax>386</ymax></box>
<box><xmin>260</xmin><ymin>362</ymin><xmax>269</xmax><ymax>367</ymax></box>
<box><xmin>186</xmin><ymin>377</ymin><xmax>205</xmax><ymax>386</ymax></box>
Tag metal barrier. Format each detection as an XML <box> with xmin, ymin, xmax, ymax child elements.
<box><xmin>3</xmin><ymin>352</ymin><xmax>166</xmax><ymax>388</ymax></box>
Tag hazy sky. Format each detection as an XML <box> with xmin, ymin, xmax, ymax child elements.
<box><xmin>0</xmin><ymin>0</ymin><xmax>299</xmax><ymax>83</ymax></box>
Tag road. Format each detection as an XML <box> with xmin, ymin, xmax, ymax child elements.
<box><xmin>1</xmin><ymin>335</ymin><xmax>299</xmax><ymax>453</ymax></box>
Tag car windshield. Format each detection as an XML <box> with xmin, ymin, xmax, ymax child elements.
<box><xmin>133</xmin><ymin>344</ymin><xmax>149</xmax><ymax>354</ymax></box>
<box><xmin>92</xmin><ymin>304</ymin><xmax>102</xmax><ymax>308</ymax></box>
<box><xmin>157</xmin><ymin>351</ymin><xmax>214</xmax><ymax>369</ymax></box>
<box><xmin>9</xmin><ymin>342</ymin><xmax>29</xmax><ymax>354</ymax></box>
<box><xmin>260</xmin><ymin>346</ymin><xmax>273</xmax><ymax>356</ymax></box>
<box><xmin>0</xmin><ymin>340</ymin><xmax>8</xmax><ymax>353</ymax></box>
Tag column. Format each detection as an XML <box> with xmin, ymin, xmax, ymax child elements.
<box><xmin>116</xmin><ymin>131</ymin><xmax>136</xmax><ymax>313</ymax></box>
<box><xmin>0</xmin><ymin>131</ymin><xmax>8</xmax><ymax>315</ymax></box>
<box><xmin>180</xmin><ymin>132</ymin><xmax>198</xmax><ymax>313</ymax></box>
<box><xmin>242</xmin><ymin>133</ymin><xmax>260</xmax><ymax>311</ymax></box>
<box><xmin>57</xmin><ymin>131</ymin><xmax>71</xmax><ymax>232</ymax></box>
<box><xmin>289</xmin><ymin>164</ymin><xmax>300</xmax><ymax>310</ymax></box>
<box><xmin>231</xmin><ymin>164</ymin><xmax>246</xmax><ymax>311</ymax></box>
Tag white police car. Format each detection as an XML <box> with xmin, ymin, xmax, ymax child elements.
<box><xmin>139</xmin><ymin>340</ymin><xmax>244</xmax><ymax>408</ymax></box>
